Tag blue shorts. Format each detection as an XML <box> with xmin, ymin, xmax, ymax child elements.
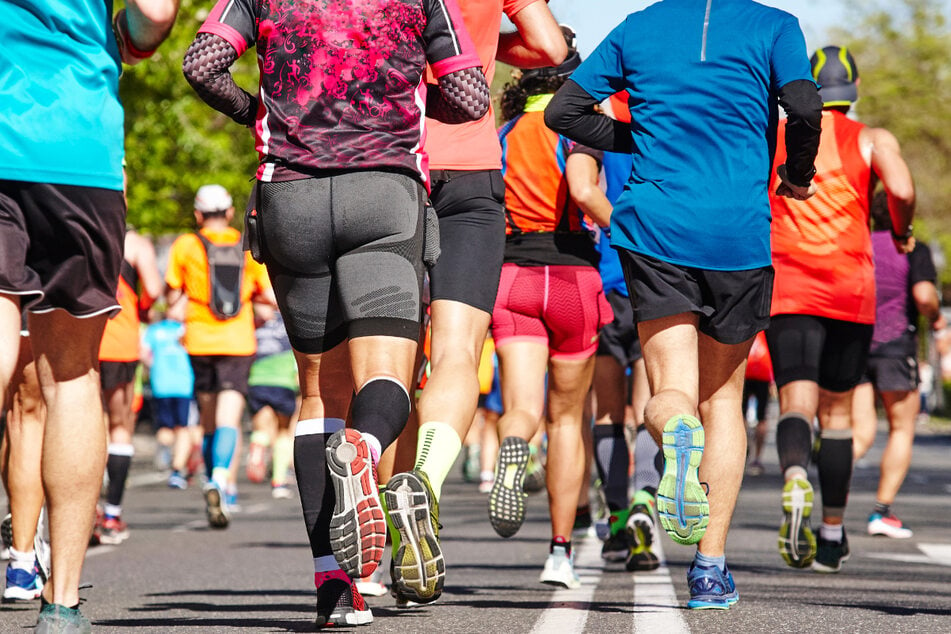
<box><xmin>152</xmin><ymin>397</ymin><xmax>192</xmax><ymax>429</ymax></box>
<box><xmin>248</xmin><ymin>385</ymin><xmax>298</xmax><ymax>417</ymax></box>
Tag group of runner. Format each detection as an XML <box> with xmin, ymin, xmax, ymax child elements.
<box><xmin>0</xmin><ymin>0</ymin><xmax>934</xmax><ymax>630</ymax></box>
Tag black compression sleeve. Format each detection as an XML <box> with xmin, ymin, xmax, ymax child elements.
<box><xmin>544</xmin><ymin>80</ymin><xmax>632</xmax><ymax>153</ymax></box>
<box><xmin>778</xmin><ymin>79</ymin><xmax>823</xmax><ymax>187</ymax></box>
<box><xmin>183</xmin><ymin>33</ymin><xmax>258</xmax><ymax>127</ymax></box>
<box><xmin>426</xmin><ymin>67</ymin><xmax>491</xmax><ymax>124</ymax></box>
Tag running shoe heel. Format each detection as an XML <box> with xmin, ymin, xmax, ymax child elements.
<box><xmin>326</xmin><ymin>429</ymin><xmax>386</xmax><ymax>580</ymax></box>
<box><xmin>488</xmin><ymin>437</ymin><xmax>531</xmax><ymax>538</ymax></box>
<box><xmin>656</xmin><ymin>416</ymin><xmax>708</xmax><ymax>545</ymax></box>
<box><xmin>384</xmin><ymin>470</ymin><xmax>444</xmax><ymax>604</ymax></box>
<box><xmin>778</xmin><ymin>477</ymin><xmax>816</xmax><ymax>568</ymax></box>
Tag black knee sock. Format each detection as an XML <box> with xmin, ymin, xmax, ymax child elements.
<box><xmin>593</xmin><ymin>424</ymin><xmax>629</xmax><ymax>511</ymax></box>
<box><xmin>105</xmin><ymin>448</ymin><xmax>133</xmax><ymax>509</ymax></box>
<box><xmin>350</xmin><ymin>378</ymin><xmax>411</xmax><ymax>450</ymax></box>
<box><xmin>294</xmin><ymin>420</ymin><xmax>344</xmax><ymax>559</ymax></box>
<box><xmin>202</xmin><ymin>433</ymin><xmax>214</xmax><ymax>480</ymax></box>
<box><xmin>776</xmin><ymin>413</ymin><xmax>813</xmax><ymax>474</ymax></box>
<box><xmin>816</xmin><ymin>430</ymin><xmax>853</xmax><ymax>520</ymax></box>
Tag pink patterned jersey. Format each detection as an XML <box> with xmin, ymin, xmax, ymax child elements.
<box><xmin>199</xmin><ymin>0</ymin><xmax>480</xmax><ymax>185</ymax></box>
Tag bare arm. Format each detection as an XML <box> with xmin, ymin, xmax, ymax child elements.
<box><xmin>865</xmin><ymin>126</ymin><xmax>916</xmax><ymax>253</ymax></box>
<box><xmin>114</xmin><ymin>0</ymin><xmax>179</xmax><ymax>64</ymax></box>
<box><xmin>912</xmin><ymin>281</ymin><xmax>944</xmax><ymax>330</ymax></box>
<box><xmin>565</xmin><ymin>153</ymin><xmax>612</xmax><ymax>228</ymax></box>
<box><xmin>497</xmin><ymin>1</ymin><xmax>567</xmax><ymax>68</ymax></box>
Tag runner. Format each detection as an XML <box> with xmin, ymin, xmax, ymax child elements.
<box><xmin>385</xmin><ymin>1</ymin><xmax>568</xmax><ymax>606</ymax></box>
<box><xmin>96</xmin><ymin>227</ymin><xmax>163</xmax><ymax>545</ymax></box>
<box><xmin>546</xmin><ymin>0</ymin><xmax>822</xmax><ymax>608</ymax></box>
<box><xmin>164</xmin><ymin>185</ymin><xmax>275</xmax><ymax>529</ymax></box>
<box><xmin>487</xmin><ymin>50</ymin><xmax>614</xmax><ymax>589</ymax></box>
<box><xmin>0</xmin><ymin>0</ymin><xmax>178</xmax><ymax>628</ymax></box>
<box><xmin>184</xmin><ymin>0</ymin><xmax>489</xmax><ymax>626</ymax></box>
<box><xmin>851</xmin><ymin>191</ymin><xmax>941</xmax><ymax>539</ymax></box>
<box><xmin>743</xmin><ymin>331</ymin><xmax>773</xmax><ymax>476</ymax></box>
<box><xmin>767</xmin><ymin>46</ymin><xmax>916</xmax><ymax>573</ymax></box>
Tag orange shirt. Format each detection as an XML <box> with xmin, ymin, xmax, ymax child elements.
<box><xmin>770</xmin><ymin>111</ymin><xmax>875</xmax><ymax>323</ymax></box>
<box><xmin>99</xmin><ymin>265</ymin><xmax>141</xmax><ymax>362</ymax></box>
<box><xmin>424</xmin><ymin>0</ymin><xmax>536</xmax><ymax>171</ymax></box>
<box><xmin>165</xmin><ymin>227</ymin><xmax>271</xmax><ymax>356</ymax></box>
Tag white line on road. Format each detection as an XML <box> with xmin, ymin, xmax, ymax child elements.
<box><xmin>530</xmin><ymin>534</ymin><xmax>600</xmax><ymax>634</ymax></box>
<box><xmin>632</xmin><ymin>533</ymin><xmax>689</xmax><ymax>633</ymax></box>
<box><xmin>868</xmin><ymin>543</ymin><xmax>951</xmax><ymax>568</ymax></box>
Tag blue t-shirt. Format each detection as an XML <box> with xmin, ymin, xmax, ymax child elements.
<box><xmin>598</xmin><ymin>151</ymin><xmax>633</xmax><ymax>296</ymax></box>
<box><xmin>0</xmin><ymin>0</ymin><xmax>124</xmax><ymax>190</ymax></box>
<box><xmin>571</xmin><ymin>0</ymin><xmax>814</xmax><ymax>270</ymax></box>
<box><xmin>143</xmin><ymin>320</ymin><xmax>195</xmax><ymax>399</ymax></box>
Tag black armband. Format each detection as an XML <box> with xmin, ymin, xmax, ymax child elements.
<box><xmin>778</xmin><ymin>79</ymin><xmax>823</xmax><ymax>187</ymax></box>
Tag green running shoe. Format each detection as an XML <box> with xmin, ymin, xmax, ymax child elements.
<box><xmin>657</xmin><ymin>415</ymin><xmax>708</xmax><ymax>545</ymax></box>
<box><xmin>384</xmin><ymin>470</ymin><xmax>444</xmax><ymax>604</ymax></box>
<box><xmin>626</xmin><ymin>491</ymin><xmax>660</xmax><ymax>572</ymax></box>
<box><xmin>778</xmin><ymin>476</ymin><xmax>816</xmax><ymax>568</ymax></box>
<box><xmin>35</xmin><ymin>602</ymin><xmax>91</xmax><ymax>634</ymax></box>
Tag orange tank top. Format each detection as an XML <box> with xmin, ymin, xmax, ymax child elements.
<box><xmin>770</xmin><ymin>110</ymin><xmax>875</xmax><ymax>323</ymax></box>
<box><xmin>99</xmin><ymin>261</ymin><xmax>141</xmax><ymax>362</ymax></box>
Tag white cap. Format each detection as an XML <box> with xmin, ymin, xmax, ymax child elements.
<box><xmin>194</xmin><ymin>184</ymin><xmax>233</xmax><ymax>213</ymax></box>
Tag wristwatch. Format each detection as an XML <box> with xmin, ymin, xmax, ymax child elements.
<box><xmin>891</xmin><ymin>224</ymin><xmax>913</xmax><ymax>241</ymax></box>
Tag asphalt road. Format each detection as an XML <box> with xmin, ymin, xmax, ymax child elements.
<box><xmin>3</xmin><ymin>420</ymin><xmax>950</xmax><ymax>633</ymax></box>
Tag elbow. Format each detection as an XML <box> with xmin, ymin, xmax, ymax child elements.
<box><xmin>543</xmin><ymin>105</ymin><xmax>567</xmax><ymax>135</ymax></box>
<box><xmin>542</xmin><ymin>39</ymin><xmax>569</xmax><ymax>67</ymax></box>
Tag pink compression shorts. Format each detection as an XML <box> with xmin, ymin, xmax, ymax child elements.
<box><xmin>491</xmin><ymin>263</ymin><xmax>613</xmax><ymax>360</ymax></box>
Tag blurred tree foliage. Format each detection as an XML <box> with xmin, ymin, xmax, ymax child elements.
<box><xmin>831</xmin><ymin>0</ymin><xmax>951</xmax><ymax>288</ymax></box>
<box><xmin>120</xmin><ymin>0</ymin><xmax>258</xmax><ymax>235</ymax></box>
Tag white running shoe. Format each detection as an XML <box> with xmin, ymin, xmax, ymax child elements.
<box><xmin>867</xmin><ymin>512</ymin><xmax>913</xmax><ymax>539</ymax></box>
<box><xmin>539</xmin><ymin>543</ymin><xmax>581</xmax><ymax>589</ymax></box>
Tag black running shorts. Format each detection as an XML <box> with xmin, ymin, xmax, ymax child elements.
<box><xmin>100</xmin><ymin>360</ymin><xmax>138</xmax><ymax>392</ymax></box>
<box><xmin>597</xmin><ymin>290</ymin><xmax>642</xmax><ymax>367</ymax></box>
<box><xmin>254</xmin><ymin>172</ymin><xmax>428</xmax><ymax>353</ymax></box>
<box><xmin>0</xmin><ymin>181</ymin><xmax>125</xmax><ymax>317</ymax></box>
<box><xmin>618</xmin><ymin>249</ymin><xmax>773</xmax><ymax>345</ymax></box>
<box><xmin>766</xmin><ymin>314</ymin><xmax>873</xmax><ymax>393</ymax></box>
<box><xmin>427</xmin><ymin>169</ymin><xmax>506</xmax><ymax>314</ymax></box>
<box><xmin>861</xmin><ymin>343</ymin><xmax>919</xmax><ymax>393</ymax></box>
<box><xmin>190</xmin><ymin>354</ymin><xmax>255</xmax><ymax>396</ymax></box>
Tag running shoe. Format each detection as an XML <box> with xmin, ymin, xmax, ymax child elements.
<box><xmin>477</xmin><ymin>476</ymin><xmax>494</xmax><ymax>494</ymax></box>
<box><xmin>539</xmin><ymin>540</ymin><xmax>581</xmax><ymax>589</ymax></box>
<box><xmin>626</xmin><ymin>495</ymin><xmax>661</xmax><ymax>572</ymax></box>
<box><xmin>354</xmin><ymin>566</ymin><xmax>388</xmax><ymax>597</ymax></box>
<box><xmin>488</xmin><ymin>437</ymin><xmax>531</xmax><ymax>538</ymax></box>
<box><xmin>600</xmin><ymin>508</ymin><xmax>631</xmax><ymax>562</ymax></box>
<box><xmin>389</xmin><ymin>564</ymin><xmax>421</xmax><ymax>609</ymax></box>
<box><xmin>746</xmin><ymin>460</ymin><xmax>765</xmax><ymax>476</ymax></box>
<box><xmin>523</xmin><ymin>445</ymin><xmax>547</xmax><ymax>493</ymax></box>
<box><xmin>203</xmin><ymin>482</ymin><xmax>230</xmax><ymax>529</ymax></box>
<box><xmin>326</xmin><ymin>429</ymin><xmax>386</xmax><ymax>579</ymax></box>
<box><xmin>812</xmin><ymin>530</ymin><xmax>850</xmax><ymax>573</ymax></box>
<box><xmin>246</xmin><ymin>443</ymin><xmax>268</xmax><ymax>484</ymax></box>
<box><xmin>98</xmin><ymin>516</ymin><xmax>129</xmax><ymax>545</ymax></box>
<box><xmin>384</xmin><ymin>469</ymin><xmax>444</xmax><ymax>604</ymax></box>
<box><xmin>167</xmin><ymin>471</ymin><xmax>188</xmax><ymax>490</ymax></box>
<box><xmin>314</xmin><ymin>572</ymin><xmax>373</xmax><ymax>628</ymax></box>
<box><xmin>868</xmin><ymin>512</ymin><xmax>913</xmax><ymax>539</ymax></box>
<box><xmin>271</xmin><ymin>484</ymin><xmax>294</xmax><ymax>500</ymax></box>
<box><xmin>460</xmin><ymin>445</ymin><xmax>481</xmax><ymax>483</ymax></box>
<box><xmin>3</xmin><ymin>561</ymin><xmax>44</xmax><ymax>602</ymax></box>
<box><xmin>778</xmin><ymin>476</ymin><xmax>816</xmax><ymax>568</ymax></box>
<box><xmin>35</xmin><ymin>602</ymin><xmax>91</xmax><ymax>634</ymax></box>
<box><xmin>656</xmin><ymin>415</ymin><xmax>708</xmax><ymax>545</ymax></box>
<box><xmin>686</xmin><ymin>561</ymin><xmax>738</xmax><ymax>609</ymax></box>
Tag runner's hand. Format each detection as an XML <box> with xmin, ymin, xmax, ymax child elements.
<box><xmin>775</xmin><ymin>164</ymin><xmax>816</xmax><ymax>201</ymax></box>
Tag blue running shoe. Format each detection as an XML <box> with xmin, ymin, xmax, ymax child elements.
<box><xmin>657</xmin><ymin>415</ymin><xmax>708</xmax><ymax>545</ymax></box>
<box><xmin>687</xmin><ymin>562</ymin><xmax>738</xmax><ymax>609</ymax></box>
<box><xmin>3</xmin><ymin>562</ymin><xmax>44</xmax><ymax>602</ymax></box>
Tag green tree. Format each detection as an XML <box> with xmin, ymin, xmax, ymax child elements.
<box><xmin>120</xmin><ymin>0</ymin><xmax>258</xmax><ymax>235</ymax></box>
<box><xmin>830</xmin><ymin>0</ymin><xmax>951</xmax><ymax>286</ymax></box>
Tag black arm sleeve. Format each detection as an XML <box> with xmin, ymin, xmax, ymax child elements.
<box><xmin>426</xmin><ymin>67</ymin><xmax>491</xmax><ymax>124</ymax></box>
<box><xmin>183</xmin><ymin>33</ymin><xmax>258</xmax><ymax>128</ymax></box>
<box><xmin>544</xmin><ymin>80</ymin><xmax>632</xmax><ymax>154</ymax></box>
<box><xmin>778</xmin><ymin>79</ymin><xmax>823</xmax><ymax>187</ymax></box>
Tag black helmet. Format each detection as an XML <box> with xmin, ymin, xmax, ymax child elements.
<box><xmin>810</xmin><ymin>45</ymin><xmax>859</xmax><ymax>107</ymax></box>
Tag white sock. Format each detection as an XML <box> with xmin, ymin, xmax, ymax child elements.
<box><xmin>9</xmin><ymin>547</ymin><xmax>35</xmax><ymax>571</ymax></box>
<box><xmin>820</xmin><ymin>523</ymin><xmax>844</xmax><ymax>542</ymax></box>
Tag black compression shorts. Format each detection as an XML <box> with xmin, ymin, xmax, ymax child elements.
<box><xmin>254</xmin><ymin>172</ymin><xmax>428</xmax><ymax>353</ymax></box>
<box><xmin>427</xmin><ymin>169</ymin><xmax>506</xmax><ymax>314</ymax></box>
<box><xmin>190</xmin><ymin>354</ymin><xmax>255</xmax><ymax>396</ymax></box>
<box><xmin>766</xmin><ymin>314</ymin><xmax>873</xmax><ymax>393</ymax></box>
<box><xmin>0</xmin><ymin>181</ymin><xmax>125</xmax><ymax>318</ymax></box>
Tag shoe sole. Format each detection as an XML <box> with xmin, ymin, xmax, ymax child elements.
<box><xmin>317</xmin><ymin>608</ymin><xmax>374</xmax><ymax>628</ymax></box>
<box><xmin>384</xmin><ymin>472</ymin><xmax>444</xmax><ymax>604</ymax></box>
<box><xmin>326</xmin><ymin>429</ymin><xmax>386</xmax><ymax>580</ymax></box>
<box><xmin>811</xmin><ymin>551</ymin><xmax>850</xmax><ymax>573</ymax></box>
<box><xmin>687</xmin><ymin>596</ymin><xmax>739</xmax><ymax>609</ymax></box>
<box><xmin>204</xmin><ymin>487</ymin><xmax>230</xmax><ymax>529</ymax></box>
<box><xmin>488</xmin><ymin>437</ymin><xmax>530</xmax><ymax>538</ymax></box>
<box><xmin>539</xmin><ymin>575</ymin><xmax>581</xmax><ymax>589</ymax></box>
<box><xmin>657</xmin><ymin>416</ymin><xmax>708</xmax><ymax>545</ymax></box>
<box><xmin>868</xmin><ymin>521</ymin><xmax>912</xmax><ymax>539</ymax></box>
<box><xmin>98</xmin><ymin>529</ymin><xmax>130</xmax><ymax>545</ymax></box>
<box><xmin>778</xmin><ymin>478</ymin><xmax>816</xmax><ymax>568</ymax></box>
<box><xmin>626</xmin><ymin>512</ymin><xmax>660</xmax><ymax>572</ymax></box>
<box><xmin>3</xmin><ymin>585</ymin><xmax>43</xmax><ymax>602</ymax></box>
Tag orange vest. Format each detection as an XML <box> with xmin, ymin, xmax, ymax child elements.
<box><xmin>770</xmin><ymin>111</ymin><xmax>875</xmax><ymax>323</ymax></box>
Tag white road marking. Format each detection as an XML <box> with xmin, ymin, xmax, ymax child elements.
<box><xmin>633</xmin><ymin>533</ymin><xmax>690</xmax><ymax>633</ymax></box>
<box><xmin>531</xmin><ymin>534</ymin><xmax>600</xmax><ymax>634</ymax></box>
<box><xmin>867</xmin><ymin>543</ymin><xmax>951</xmax><ymax>568</ymax></box>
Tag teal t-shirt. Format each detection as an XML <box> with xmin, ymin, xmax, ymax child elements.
<box><xmin>571</xmin><ymin>0</ymin><xmax>814</xmax><ymax>270</ymax></box>
<box><xmin>0</xmin><ymin>0</ymin><xmax>124</xmax><ymax>190</ymax></box>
